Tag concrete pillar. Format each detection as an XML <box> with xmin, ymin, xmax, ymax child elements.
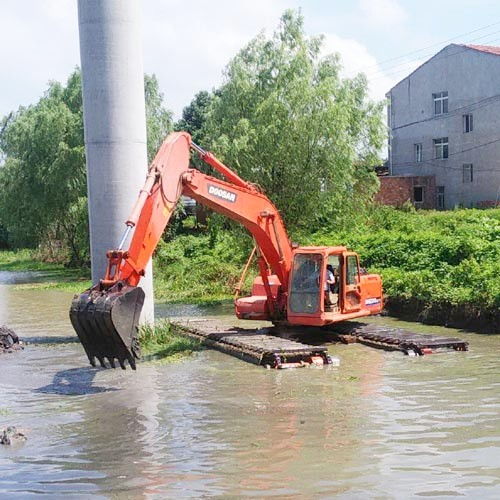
<box><xmin>78</xmin><ymin>0</ymin><xmax>154</xmax><ymax>323</ymax></box>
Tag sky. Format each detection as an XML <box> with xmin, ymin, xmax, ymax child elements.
<box><xmin>2</xmin><ymin>0</ymin><xmax>500</xmax><ymax>119</ymax></box>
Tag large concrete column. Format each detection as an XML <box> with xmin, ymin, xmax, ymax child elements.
<box><xmin>78</xmin><ymin>0</ymin><xmax>154</xmax><ymax>323</ymax></box>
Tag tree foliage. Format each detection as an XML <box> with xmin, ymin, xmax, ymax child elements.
<box><xmin>175</xmin><ymin>90</ymin><xmax>214</xmax><ymax>143</ymax></box>
<box><xmin>145</xmin><ymin>74</ymin><xmax>173</xmax><ymax>161</ymax></box>
<box><xmin>0</xmin><ymin>69</ymin><xmax>172</xmax><ymax>265</ymax></box>
<box><xmin>0</xmin><ymin>9</ymin><xmax>387</xmax><ymax>266</ymax></box>
<box><xmin>203</xmin><ymin>10</ymin><xmax>385</xmax><ymax>230</ymax></box>
<box><xmin>0</xmin><ymin>71</ymin><xmax>87</xmax><ymax>263</ymax></box>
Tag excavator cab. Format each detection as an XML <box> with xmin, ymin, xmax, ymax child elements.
<box><xmin>286</xmin><ymin>247</ymin><xmax>383</xmax><ymax>326</ymax></box>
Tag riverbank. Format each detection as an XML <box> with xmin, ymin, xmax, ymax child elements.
<box><xmin>305</xmin><ymin>207</ymin><xmax>500</xmax><ymax>332</ymax></box>
<box><xmin>152</xmin><ymin>207</ymin><xmax>500</xmax><ymax>332</ymax></box>
<box><xmin>2</xmin><ymin>207</ymin><xmax>499</xmax><ymax>332</ymax></box>
<box><xmin>0</xmin><ymin>250</ymin><xmax>91</xmax><ymax>292</ymax></box>
<box><xmin>0</xmin><ymin>248</ymin><xmax>234</xmax><ymax>302</ymax></box>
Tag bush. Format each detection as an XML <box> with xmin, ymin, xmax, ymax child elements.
<box><xmin>305</xmin><ymin>207</ymin><xmax>500</xmax><ymax>312</ymax></box>
<box><xmin>153</xmin><ymin>230</ymin><xmax>254</xmax><ymax>302</ymax></box>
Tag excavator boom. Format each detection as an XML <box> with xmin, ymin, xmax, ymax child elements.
<box><xmin>70</xmin><ymin>132</ymin><xmax>293</xmax><ymax>369</ymax></box>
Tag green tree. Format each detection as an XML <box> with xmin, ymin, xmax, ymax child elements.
<box><xmin>175</xmin><ymin>90</ymin><xmax>214</xmax><ymax>143</ymax></box>
<box><xmin>145</xmin><ymin>74</ymin><xmax>173</xmax><ymax>161</ymax></box>
<box><xmin>203</xmin><ymin>10</ymin><xmax>385</xmax><ymax>231</ymax></box>
<box><xmin>0</xmin><ymin>72</ymin><xmax>87</xmax><ymax>263</ymax></box>
<box><xmin>0</xmin><ymin>69</ymin><xmax>172</xmax><ymax>265</ymax></box>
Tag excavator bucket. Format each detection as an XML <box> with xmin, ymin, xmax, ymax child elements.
<box><xmin>69</xmin><ymin>283</ymin><xmax>145</xmax><ymax>370</ymax></box>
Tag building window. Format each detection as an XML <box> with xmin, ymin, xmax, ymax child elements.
<box><xmin>463</xmin><ymin>163</ymin><xmax>473</xmax><ymax>183</ymax></box>
<box><xmin>413</xmin><ymin>186</ymin><xmax>424</xmax><ymax>203</ymax></box>
<box><xmin>434</xmin><ymin>137</ymin><xmax>449</xmax><ymax>159</ymax></box>
<box><xmin>433</xmin><ymin>91</ymin><xmax>448</xmax><ymax>115</ymax></box>
<box><xmin>414</xmin><ymin>143</ymin><xmax>423</xmax><ymax>163</ymax></box>
<box><xmin>463</xmin><ymin>113</ymin><xmax>473</xmax><ymax>133</ymax></box>
<box><xmin>437</xmin><ymin>186</ymin><xmax>445</xmax><ymax>210</ymax></box>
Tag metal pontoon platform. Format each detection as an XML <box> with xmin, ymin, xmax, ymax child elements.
<box><xmin>172</xmin><ymin>319</ymin><xmax>333</xmax><ymax>368</ymax></box>
<box><xmin>331</xmin><ymin>321</ymin><xmax>469</xmax><ymax>355</ymax></box>
<box><xmin>171</xmin><ymin>318</ymin><xmax>468</xmax><ymax>368</ymax></box>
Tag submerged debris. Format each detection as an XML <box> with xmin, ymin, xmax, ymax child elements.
<box><xmin>0</xmin><ymin>426</ymin><xmax>27</xmax><ymax>445</ymax></box>
<box><xmin>0</xmin><ymin>325</ymin><xmax>23</xmax><ymax>352</ymax></box>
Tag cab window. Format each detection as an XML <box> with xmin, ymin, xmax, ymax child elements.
<box><xmin>289</xmin><ymin>253</ymin><xmax>322</xmax><ymax>314</ymax></box>
<box><xmin>346</xmin><ymin>255</ymin><xmax>359</xmax><ymax>285</ymax></box>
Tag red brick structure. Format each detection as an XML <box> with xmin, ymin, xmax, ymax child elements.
<box><xmin>376</xmin><ymin>176</ymin><xmax>436</xmax><ymax>209</ymax></box>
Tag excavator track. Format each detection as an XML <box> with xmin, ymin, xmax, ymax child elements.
<box><xmin>330</xmin><ymin>321</ymin><xmax>468</xmax><ymax>355</ymax></box>
<box><xmin>172</xmin><ymin>318</ymin><xmax>468</xmax><ymax>369</ymax></box>
<box><xmin>172</xmin><ymin>319</ymin><xmax>334</xmax><ymax>368</ymax></box>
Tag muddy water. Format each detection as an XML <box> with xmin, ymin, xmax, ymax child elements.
<box><xmin>1</xmin><ymin>273</ymin><xmax>499</xmax><ymax>498</ymax></box>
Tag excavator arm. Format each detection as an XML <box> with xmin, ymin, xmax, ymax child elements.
<box><xmin>70</xmin><ymin>132</ymin><xmax>292</xmax><ymax>369</ymax></box>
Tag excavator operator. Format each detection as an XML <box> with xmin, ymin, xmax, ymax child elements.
<box><xmin>324</xmin><ymin>264</ymin><xmax>336</xmax><ymax>310</ymax></box>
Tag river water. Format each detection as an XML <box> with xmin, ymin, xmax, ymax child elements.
<box><xmin>0</xmin><ymin>272</ymin><xmax>499</xmax><ymax>498</ymax></box>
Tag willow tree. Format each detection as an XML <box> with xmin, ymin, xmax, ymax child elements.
<box><xmin>203</xmin><ymin>10</ymin><xmax>385</xmax><ymax>231</ymax></box>
<box><xmin>0</xmin><ymin>71</ymin><xmax>87</xmax><ymax>261</ymax></box>
<box><xmin>0</xmin><ymin>69</ymin><xmax>172</xmax><ymax>264</ymax></box>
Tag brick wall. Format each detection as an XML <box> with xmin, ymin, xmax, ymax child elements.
<box><xmin>376</xmin><ymin>176</ymin><xmax>436</xmax><ymax>209</ymax></box>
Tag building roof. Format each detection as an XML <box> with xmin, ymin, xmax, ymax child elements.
<box><xmin>463</xmin><ymin>44</ymin><xmax>500</xmax><ymax>56</ymax></box>
<box><xmin>387</xmin><ymin>43</ymin><xmax>500</xmax><ymax>94</ymax></box>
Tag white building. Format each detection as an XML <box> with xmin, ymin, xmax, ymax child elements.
<box><xmin>387</xmin><ymin>44</ymin><xmax>500</xmax><ymax>209</ymax></box>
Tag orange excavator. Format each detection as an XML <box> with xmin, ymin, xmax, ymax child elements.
<box><xmin>70</xmin><ymin>132</ymin><xmax>383</xmax><ymax>369</ymax></box>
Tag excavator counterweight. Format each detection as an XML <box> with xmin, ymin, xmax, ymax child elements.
<box><xmin>70</xmin><ymin>132</ymin><xmax>383</xmax><ymax>369</ymax></box>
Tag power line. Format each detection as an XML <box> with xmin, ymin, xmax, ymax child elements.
<box><xmin>391</xmin><ymin>93</ymin><xmax>500</xmax><ymax>131</ymax></box>
<box><xmin>365</xmin><ymin>28</ymin><xmax>500</xmax><ymax>80</ymax></box>
<box><xmin>355</xmin><ymin>19</ymin><xmax>500</xmax><ymax>73</ymax></box>
<box><xmin>391</xmin><ymin>136</ymin><xmax>500</xmax><ymax>172</ymax></box>
<box><xmin>369</xmin><ymin>29</ymin><xmax>500</xmax><ymax>78</ymax></box>
<box><xmin>392</xmin><ymin>159</ymin><xmax>500</xmax><ymax>173</ymax></box>
<box><xmin>366</xmin><ymin>30</ymin><xmax>500</xmax><ymax>82</ymax></box>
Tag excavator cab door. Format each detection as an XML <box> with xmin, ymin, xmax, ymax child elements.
<box><xmin>342</xmin><ymin>252</ymin><xmax>362</xmax><ymax>313</ymax></box>
<box><xmin>288</xmin><ymin>253</ymin><xmax>323</xmax><ymax>317</ymax></box>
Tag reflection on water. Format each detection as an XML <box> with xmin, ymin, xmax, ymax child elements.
<box><xmin>0</xmin><ymin>270</ymin><xmax>48</xmax><ymax>285</ymax></box>
<box><xmin>0</xmin><ymin>271</ymin><xmax>499</xmax><ymax>497</ymax></box>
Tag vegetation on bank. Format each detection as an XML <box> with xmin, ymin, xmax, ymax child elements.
<box><xmin>0</xmin><ymin>249</ymin><xmax>64</xmax><ymax>272</ymax></box>
<box><xmin>138</xmin><ymin>320</ymin><xmax>203</xmax><ymax>361</ymax></box>
<box><xmin>305</xmin><ymin>206</ymin><xmax>500</xmax><ymax>328</ymax></box>
<box><xmin>153</xmin><ymin>229</ymin><xmax>253</xmax><ymax>303</ymax></box>
<box><xmin>151</xmin><ymin>207</ymin><xmax>500</xmax><ymax>329</ymax></box>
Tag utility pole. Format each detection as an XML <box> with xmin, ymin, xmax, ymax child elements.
<box><xmin>77</xmin><ymin>0</ymin><xmax>154</xmax><ymax>323</ymax></box>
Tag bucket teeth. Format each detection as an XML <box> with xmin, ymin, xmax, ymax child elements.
<box><xmin>69</xmin><ymin>283</ymin><xmax>145</xmax><ymax>370</ymax></box>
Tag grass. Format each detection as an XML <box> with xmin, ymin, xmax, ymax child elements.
<box><xmin>152</xmin><ymin>230</ymin><xmax>254</xmax><ymax>304</ymax></box>
<box><xmin>12</xmin><ymin>280</ymin><xmax>92</xmax><ymax>293</ymax></box>
<box><xmin>0</xmin><ymin>249</ymin><xmax>91</xmax><ymax>292</ymax></box>
<box><xmin>0</xmin><ymin>249</ymin><xmax>63</xmax><ymax>272</ymax></box>
<box><xmin>138</xmin><ymin>319</ymin><xmax>203</xmax><ymax>361</ymax></box>
<box><xmin>0</xmin><ymin>245</ymin><xmax>236</xmax><ymax>301</ymax></box>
